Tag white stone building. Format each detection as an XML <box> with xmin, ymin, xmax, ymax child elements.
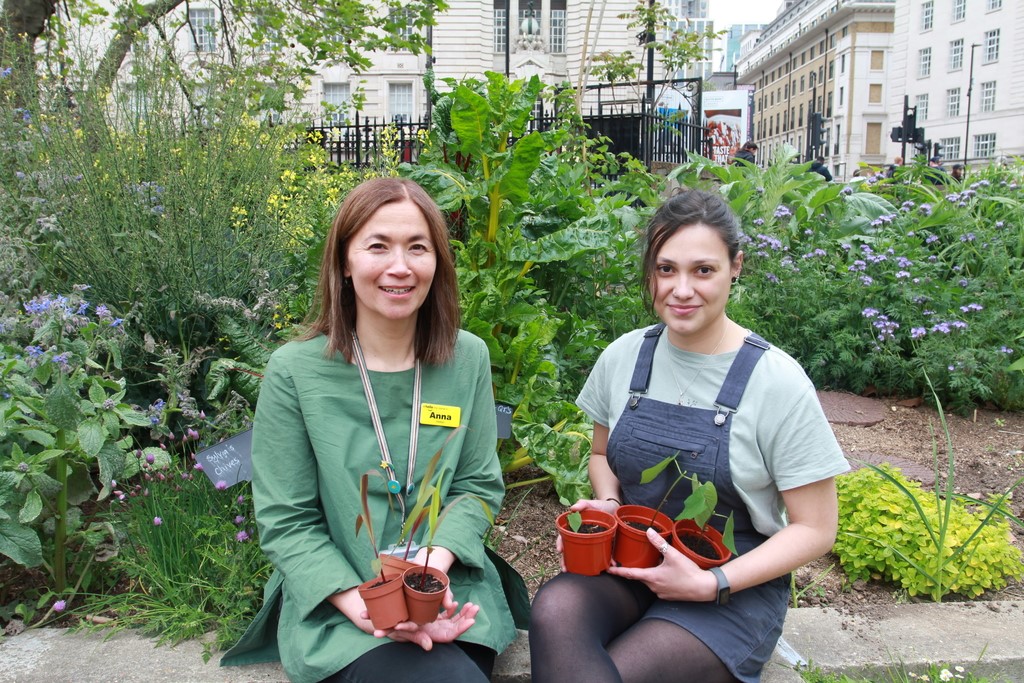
<box><xmin>736</xmin><ymin>0</ymin><xmax>896</xmax><ymax>181</ymax></box>
<box><xmin>885</xmin><ymin>0</ymin><xmax>1022</xmax><ymax>167</ymax></box>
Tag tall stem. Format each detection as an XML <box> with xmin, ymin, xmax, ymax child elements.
<box><xmin>53</xmin><ymin>452</ymin><xmax>69</xmax><ymax>594</ymax></box>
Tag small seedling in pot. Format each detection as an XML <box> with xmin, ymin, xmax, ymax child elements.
<box><xmin>641</xmin><ymin>454</ymin><xmax>736</xmax><ymax>555</ymax></box>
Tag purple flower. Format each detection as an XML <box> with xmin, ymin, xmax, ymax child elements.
<box><xmin>859</xmin><ymin>275</ymin><xmax>874</xmax><ymax>286</ymax></box>
<box><xmin>153</xmin><ymin>517</ymin><xmax>163</xmax><ymax>526</ymax></box>
<box><xmin>773</xmin><ymin>205</ymin><xmax>792</xmax><ymax>219</ymax></box>
<box><xmin>911</xmin><ymin>327</ymin><xmax>927</xmax><ymax>339</ymax></box>
<box><xmin>861</xmin><ymin>308</ymin><xmax>879</xmax><ymax>318</ymax></box>
<box><xmin>53</xmin><ymin>600</ymin><xmax>66</xmax><ymax>613</ymax></box>
<box><xmin>234</xmin><ymin>515</ymin><xmax>246</xmax><ymax>525</ymax></box>
<box><xmin>193</xmin><ymin>463</ymin><xmax>204</xmax><ymax>471</ymax></box>
<box><xmin>959</xmin><ymin>303</ymin><xmax>983</xmax><ymax>313</ymax></box>
<box><xmin>18</xmin><ymin>462</ymin><xmax>29</xmax><ymax>472</ymax></box>
<box><xmin>925</xmin><ymin>234</ymin><xmax>939</xmax><ymax>244</ymax></box>
<box><xmin>146</xmin><ymin>453</ymin><xmax>155</xmax><ymax>464</ymax></box>
<box><xmin>236</xmin><ymin>530</ymin><xmax>251</xmax><ymax>542</ymax></box>
<box><xmin>1000</xmin><ymin>346</ymin><xmax>1014</xmax><ymax>354</ymax></box>
<box><xmin>237</xmin><ymin>495</ymin><xmax>245</xmax><ymax>504</ymax></box>
<box><xmin>215</xmin><ymin>480</ymin><xmax>228</xmax><ymax>491</ymax></box>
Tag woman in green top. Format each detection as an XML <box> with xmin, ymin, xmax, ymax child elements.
<box><xmin>222</xmin><ymin>178</ymin><xmax>516</xmax><ymax>682</ymax></box>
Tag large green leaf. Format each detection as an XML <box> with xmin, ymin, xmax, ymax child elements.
<box><xmin>494</xmin><ymin>132</ymin><xmax>545</xmax><ymax>204</ymax></box>
<box><xmin>19</xmin><ymin>490</ymin><xmax>43</xmax><ymax>524</ymax></box>
<box><xmin>0</xmin><ymin>519</ymin><xmax>43</xmax><ymax>568</ymax></box>
<box><xmin>450</xmin><ymin>85</ymin><xmax>490</xmax><ymax>157</ymax></box>
<box><xmin>44</xmin><ymin>378</ymin><xmax>81</xmax><ymax>432</ymax></box>
<box><xmin>77</xmin><ymin>419</ymin><xmax>105</xmax><ymax>457</ymax></box>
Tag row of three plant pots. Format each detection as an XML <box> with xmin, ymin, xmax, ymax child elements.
<box><xmin>357</xmin><ymin>555</ymin><xmax>450</xmax><ymax>630</ymax></box>
<box><xmin>556</xmin><ymin>504</ymin><xmax>732</xmax><ymax>574</ymax></box>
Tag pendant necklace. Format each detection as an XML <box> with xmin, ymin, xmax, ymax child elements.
<box><xmin>671</xmin><ymin>327</ymin><xmax>727</xmax><ymax>406</ymax></box>
<box><xmin>351</xmin><ymin>333</ymin><xmax>421</xmax><ymax>524</ymax></box>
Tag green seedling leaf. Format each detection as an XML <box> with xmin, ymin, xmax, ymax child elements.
<box><xmin>567</xmin><ymin>511</ymin><xmax>582</xmax><ymax>532</ymax></box>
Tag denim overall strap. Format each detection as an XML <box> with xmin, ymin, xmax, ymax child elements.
<box><xmin>711</xmin><ymin>334</ymin><xmax>770</xmax><ymax>425</ymax></box>
<box><xmin>628</xmin><ymin>323</ymin><xmax>666</xmax><ymax>405</ymax></box>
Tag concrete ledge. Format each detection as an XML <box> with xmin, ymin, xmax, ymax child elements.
<box><xmin>3</xmin><ymin>601</ymin><xmax>1023</xmax><ymax>682</ymax></box>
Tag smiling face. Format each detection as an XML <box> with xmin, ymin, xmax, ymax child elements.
<box><xmin>650</xmin><ymin>223</ymin><xmax>743</xmax><ymax>352</ymax></box>
<box><xmin>344</xmin><ymin>199</ymin><xmax>436</xmax><ymax>333</ymax></box>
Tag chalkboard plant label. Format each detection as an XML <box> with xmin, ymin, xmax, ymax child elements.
<box><xmin>193</xmin><ymin>429</ymin><xmax>252</xmax><ymax>488</ymax></box>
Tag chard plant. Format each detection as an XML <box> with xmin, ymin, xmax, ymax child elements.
<box><xmin>403</xmin><ymin>71</ymin><xmax>652</xmax><ymax>504</ymax></box>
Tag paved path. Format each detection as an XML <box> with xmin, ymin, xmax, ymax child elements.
<box><xmin>2</xmin><ymin>601</ymin><xmax>1023</xmax><ymax>682</ymax></box>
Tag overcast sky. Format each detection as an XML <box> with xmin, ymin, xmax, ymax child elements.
<box><xmin>707</xmin><ymin>0</ymin><xmax>780</xmax><ymax>28</ymax></box>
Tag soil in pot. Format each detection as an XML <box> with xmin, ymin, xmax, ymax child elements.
<box><xmin>556</xmin><ymin>509</ymin><xmax>616</xmax><ymax>576</ymax></box>
<box><xmin>402</xmin><ymin>565</ymin><xmax>450</xmax><ymax>625</ymax></box>
<box><xmin>614</xmin><ymin>505</ymin><xmax>672</xmax><ymax>569</ymax></box>
<box><xmin>671</xmin><ymin>519</ymin><xmax>731</xmax><ymax>570</ymax></box>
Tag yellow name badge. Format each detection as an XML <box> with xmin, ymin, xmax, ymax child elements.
<box><xmin>420</xmin><ymin>403</ymin><xmax>461</xmax><ymax>428</ymax></box>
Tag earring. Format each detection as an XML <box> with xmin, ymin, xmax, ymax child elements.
<box><xmin>731</xmin><ymin>276</ymin><xmax>738</xmax><ymax>284</ymax></box>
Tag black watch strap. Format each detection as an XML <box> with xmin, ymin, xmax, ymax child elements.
<box><xmin>709</xmin><ymin>566</ymin><xmax>730</xmax><ymax>606</ymax></box>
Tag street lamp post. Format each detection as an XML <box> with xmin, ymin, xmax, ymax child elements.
<box><xmin>963</xmin><ymin>43</ymin><xmax>979</xmax><ymax>169</ymax></box>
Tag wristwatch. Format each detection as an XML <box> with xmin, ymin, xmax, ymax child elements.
<box><xmin>708</xmin><ymin>566</ymin><xmax>730</xmax><ymax>606</ymax></box>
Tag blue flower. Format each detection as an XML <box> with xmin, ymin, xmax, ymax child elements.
<box><xmin>0</xmin><ymin>67</ymin><xmax>12</xmax><ymax>78</ymax></box>
<box><xmin>911</xmin><ymin>327</ymin><xmax>926</xmax><ymax>339</ymax></box>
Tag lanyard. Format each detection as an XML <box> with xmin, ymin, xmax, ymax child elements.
<box><xmin>352</xmin><ymin>334</ymin><xmax>422</xmax><ymax>522</ymax></box>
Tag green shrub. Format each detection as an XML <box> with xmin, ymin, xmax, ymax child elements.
<box><xmin>835</xmin><ymin>465</ymin><xmax>1024</xmax><ymax>599</ymax></box>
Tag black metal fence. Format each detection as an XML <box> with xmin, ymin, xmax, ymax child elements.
<box><xmin>306</xmin><ymin>107</ymin><xmax>709</xmax><ymax>170</ymax></box>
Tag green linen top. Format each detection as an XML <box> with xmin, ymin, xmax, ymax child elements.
<box><xmin>220</xmin><ymin>331</ymin><xmax>516</xmax><ymax>682</ymax></box>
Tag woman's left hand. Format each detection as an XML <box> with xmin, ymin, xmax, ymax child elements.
<box><xmin>366</xmin><ymin>595</ymin><xmax>480</xmax><ymax>649</ymax></box>
<box><xmin>606</xmin><ymin>527</ymin><xmax>717</xmax><ymax>602</ymax></box>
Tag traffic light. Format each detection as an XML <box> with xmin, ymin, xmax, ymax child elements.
<box><xmin>890</xmin><ymin>126</ymin><xmax>904</xmax><ymax>142</ymax></box>
<box><xmin>809</xmin><ymin>112</ymin><xmax>825</xmax><ymax>148</ymax></box>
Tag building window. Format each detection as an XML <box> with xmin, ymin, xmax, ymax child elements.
<box><xmin>866</xmin><ymin>122</ymin><xmax>882</xmax><ymax>155</ymax></box>
<box><xmin>389</xmin><ymin>8</ymin><xmax>416</xmax><ymax>47</ymax></box>
<box><xmin>983</xmin><ymin>29</ymin><xmax>1000</xmax><ymax>63</ymax></box>
<box><xmin>973</xmin><ymin>133</ymin><xmax>996</xmax><ymax>158</ymax></box>
<box><xmin>918</xmin><ymin>48</ymin><xmax>931</xmax><ymax>78</ymax></box>
<box><xmin>946</xmin><ymin>88</ymin><xmax>960</xmax><ymax>117</ymax></box>
<box><xmin>493</xmin><ymin>3</ymin><xmax>507</xmax><ymax>53</ymax></box>
<box><xmin>986</xmin><ymin>0</ymin><xmax>1002</xmax><ymax>9</ymax></box>
<box><xmin>840</xmin><ymin>54</ymin><xmax>846</xmax><ymax>74</ymax></box>
<box><xmin>869</xmin><ymin>84</ymin><xmax>882</xmax><ymax>103</ymax></box>
<box><xmin>800</xmin><ymin>76</ymin><xmax>805</xmax><ymax>93</ymax></box>
<box><xmin>951</xmin><ymin>0</ymin><xmax>966</xmax><ymax>22</ymax></box>
<box><xmin>921</xmin><ymin>0</ymin><xmax>934</xmax><ymax>30</ymax></box>
<box><xmin>979</xmin><ymin>81</ymin><xmax>996</xmax><ymax>112</ymax></box>
<box><xmin>189</xmin><ymin>8</ymin><xmax>216</xmax><ymax>52</ymax></box>
<box><xmin>949</xmin><ymin>39</ymin><xmax>963</xmax><ymax>71</ymax></box>
<box><xmin>939</xmin><ymin>137</ymin><xmax>960</xmax><ymax>162</ymax></box>
<box><xmin>838</xmin><ymin>87</ymin><xmax>844</xmax><ymax>106</ymax></box>
<box><xmin>870</xmin><ymin>50</ymin><xmax>884</xmax><ymax>70</ymax></box>
<box><xmin>549</xmin><ymin>0</ymin><xmax>566</xmax><ymax>54</ymax></box>
<box><xmin>915</xmin><ymin>93</ymin><xmax>929</xmax><ymax>121</ymax></box>
<box><xmin>388</xmin><ymin>82</ymin><xmax>414</xmax><ymax>123</ymax></box>
<box><xmin>323</xmin><ymin>83</ymin><xmax>350</xmax><ymax>125</ymax></box>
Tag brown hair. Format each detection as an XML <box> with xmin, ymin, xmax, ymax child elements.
<box><xmin>640</xmin><ymin>190</ymin><xmax>742</xmax><ymax>313</ymax></box>
<box><xmin>301</xmin><ymin>177</ymin><xmax>460</xmax><ymax>365</ymax></box>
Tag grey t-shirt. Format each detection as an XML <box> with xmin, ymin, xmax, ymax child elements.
<box><xmin>577</xmin><ymin>327</ymin><xmax>849</xmax><ymax>537</ymax></box>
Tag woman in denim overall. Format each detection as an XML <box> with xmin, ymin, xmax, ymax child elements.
<box><xmin>530</xmin><ymin>190</ymin><xmax>848</xmax><ymax>683</ymax></box>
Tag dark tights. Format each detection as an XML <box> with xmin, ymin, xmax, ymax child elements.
<box><xmin>321</xmin><ymin>640</ymin><xmax>494</xmax><ymax>683</ymax></box>
<box><xmin>529</xmin><ymin>572</ymin><xmax>737</xmax><ymax>683</ymax></box>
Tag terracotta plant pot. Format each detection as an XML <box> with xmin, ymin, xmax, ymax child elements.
<box><xmin>671</xmin><ymin>519</ymin><xmax>732</xmax><ymax>569</ymax></box>
<box><xmin>556</xmin><ymin>509</ymin><xmax>616</xmax><ymax>576</ymax></box>
<box><xmin>613</xmin><ymin>504</ymin><xmax>673</xmax><ymax>568</ymax></box>
<box><xmin>402</xmin><ymin>565</ymin><xmax>451</xmax><ymax>625</ymax></box>
<box><xmin>381</xmin><ymin>554</ymin><xmax>418</xmax><ymax>574</ymax></box>
<box><xmin>357</xmin><ymin>568</ymin><xmax>408</xmax><ymax>630</ymax></box>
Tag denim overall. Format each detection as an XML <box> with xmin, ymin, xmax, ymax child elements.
<box><xmin>606</xmin><ymin>323</ymin><xmax>789</xmax><ymax>683</ymax></box>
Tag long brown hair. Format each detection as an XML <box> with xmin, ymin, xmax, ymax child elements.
<box><xmin>301</xmin><ymin>177</ymin><xmax>460</xmax><ymax>365</ymax></box>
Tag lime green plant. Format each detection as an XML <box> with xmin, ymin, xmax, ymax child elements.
<box><xmin>834</xmin><ymin>382</ymin><xmax>1024</xmax><ymax>603</ymax></box>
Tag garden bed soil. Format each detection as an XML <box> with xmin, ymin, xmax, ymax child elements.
<box><xmin>492</xmin><ymin>398</ymin><xmax>1024</xmax><ymax>618</ymax></box>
